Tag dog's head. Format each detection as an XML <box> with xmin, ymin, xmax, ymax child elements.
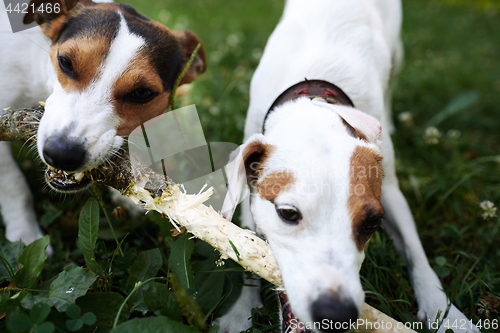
<box><xmin>24</xmin><ymin>0</ymin><xmax>206</xmax><ymax>191</ymax></box>
<box><xmin>222</xmin><ymin>98</ymin><xmax>384</xmax><ymax>331</ymax></box>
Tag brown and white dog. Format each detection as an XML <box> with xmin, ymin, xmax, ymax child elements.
<box><xmin>0</xmin><ymin>0</ymin><xmax>205</xmax><ymax>247</ymax></box>
<box><xmin>218</xmin><ymin>0</ymin><xmax>478</xmax><ymax>332</ymax></box>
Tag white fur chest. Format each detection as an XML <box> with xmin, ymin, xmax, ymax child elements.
<box><xmin>0</xmin><ymin>5</ymin><xmax>52</xmax><ymax>108</ymax></box>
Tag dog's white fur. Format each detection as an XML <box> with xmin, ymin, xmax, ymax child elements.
<box><xmin>217</xmin><ymin>0</ymin><xmax>478</xmax><ymax>332</ymax></box>
<box><xmin>0</xmin><ymin>0</ymin><xmax>127</xmax><ymax>246</ymax></box>
<box><xmin>1</xmin><ymin>3</ymin><xmax>55</xmax><ymax>245</ymax></box>
<box><xmin>0</xmin><ymin>0</ymin><xmax>205</xmax><ymax>248</ymax></box>
<box><xmin>36</xmin><ymin>13</ymin><xmax>138</xmax><ymax>172</ymax></box>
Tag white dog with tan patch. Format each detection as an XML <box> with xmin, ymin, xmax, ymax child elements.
<box><xmin>0</xmin><ymin>0</ymin><xmax>205</xmax><ymax>247</ymax></box>
<box><xmin>218</xmin><ymin>0</ymin><xmax>478</xmax><ymax>332</ymax></box>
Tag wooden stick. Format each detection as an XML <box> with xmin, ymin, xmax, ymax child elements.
<box><xmin>0</xmin><ymin>106</ymin><xmax>415</xmax><ymax>333</ymax></box>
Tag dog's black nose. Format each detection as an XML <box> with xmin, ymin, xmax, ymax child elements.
<box><xmin>43</xmin><ymin>136</ymin><xmax>86</xmax><ymax>171</ymax></box>
<box><xmin>310</xmin><ymin>296</ymin><xmax>359</xmax><ymax>333</ymax></box>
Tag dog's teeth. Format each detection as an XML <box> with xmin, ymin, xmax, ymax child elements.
<box><xmin>74</xmin><ymin>172</ymin><xmax>84</xmax><ymax>182</ymax></box>
<box><xmin>63</xmin><ymin>171</ymin><xmax>69</xmax><ymax>176</ymax></box>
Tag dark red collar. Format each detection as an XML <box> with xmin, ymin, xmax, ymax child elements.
<box><xmin>262</xmin><ymin>79</ymin><xmax>354</xmax><ymax>133</ymax></box>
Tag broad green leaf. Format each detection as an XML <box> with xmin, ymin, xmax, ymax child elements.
<box><xmin>79</xmin><ymin>312</ymin><xmax>96</xmax><ymax>326</ymax></box>
<box><xmin>128</xmin><ymin>248</ymin><xmax>162</xmax><ymax>284</ymax></box>
<box><xmin>31</xmin><ymin>302</ymin><xmax>51</xmax><ymax>324</ymax></box>
<box><xmin>0</xmin><ymin>237</ymin><xmax>23</xmax><ymax>281</ymax></box>
<box><xmin>194</xmin><ymin>270</ymin><xmax>225</xmax><ymax>314</ymax></box>
<box><xmin>78</xmin><ymin>198</ymin><xmax>100</xmax><ymax>271</ymax></box>
<box><xmin>168</xmin><ymin>234</ymin><xmax>195</xmax><ymax>290</ymax></box>
<box><xmin>14</xmin><ymin>236</ymin><xmax>50</xmax><ymax>288</ymax></box>
<box><xmin>208</xmin><ymin>324</ymin><xmax>220</xmax><ymax>333</ymax></box>
<box><xmin>193</xmin><ymin>258</ymin><xmax>225</xmax><ymax>314</ymax></box>
<box><xmin>66</xmin><ymin>318</ymin><xmax>83</xmax><ymax>332</ymax></box>
<box><xmin>110</xmin><ymin>316</ymin><xmax>202</xmax><ymax>333</ymax></box>
<box><xmin>6</xmin><ymin>308</ymin><xmax>33</xmax><ymax>331</ymax></box>
<box><xmin>48</xmin><ymin>267</ymin><xmax>96</xmax><ymax>311</ymax></box>
<box><xmin>21</xmin><ymin>293</ymin><xmax>49</xmax><ymax>310</ymax></box>
<box><xmin>0</xmin><ymin>293</ymin><xmax>10</xmax><ymax>314</ymax></box>
<box><xmin>142</xmin><ymin>282</ymin><xmax>182</xmax><ymax>320</ymax></box>
<box><xmin>34</xmin><ymin>322</ymin><xmax>55</xmax><ymax>333</ymax></box>
<box><xmin>130</xmin><ymin>290</ymin><xmax>148</xmax><ymax>316</ymax></box>
<box><xmin>142</xmin><ymin>282</ymin><xmax>170</xmax><ymax>313</ymax></box>
<box><xmin>76</xmin><ymin>292</ymin><xmax>128</xmax><ymax>331</ymax></box>
<box><xmin>65</xmin><ymin>304</ymin><xmax>81</xmax><ymax>319</ymax></box>
<box><xmin>213</xmin><ymin>259</ymin><xmax>243</xmax><ymax>317</ymax></box>
<box><xmin>1</xmin><ymin>290</ymin><xmax>29</xmax><ymax>315</ymax></box>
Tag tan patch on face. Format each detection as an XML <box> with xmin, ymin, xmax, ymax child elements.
<box><xmin>50</xmin><ymin>36</ymin><xmax>110</xmax><ymax>92</ymax></box>
<box><xmin>258</xmin><ymin>171</ymin><xmax>295</xmax><ymax>202</ymax></box>
<box><xmin>112</xmin><ymin>55</ymin><xmax>170</xmax><ymax>136</ymax></box>
<box><xmin>349</xmin><ymin>146</ymin><xmax>384</xmax><ymax>251</ymax></box>
<box><xmin>243</xmin><ymin>141</ymin><xmax>275</xmax><ymax>187</ymax></box>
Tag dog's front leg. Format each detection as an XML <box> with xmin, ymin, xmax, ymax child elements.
<box><xmin>215</xmin><ymin>277</ymin><xmax>262</xmax><ymax>333</ymax></box>
<box><xmin>381</xmin><ymin>157</ymin><xmax>478</xmax><ymax>332</ymax></box>
<box><xmin>0</xmin><ymin>142</ymin><xmax>52</xmax><ymax>254</ymax></box>
<box><xmin>215</xmin><ymin>196</ymin><xmax>263</xmax><ymax>333</ymax></box>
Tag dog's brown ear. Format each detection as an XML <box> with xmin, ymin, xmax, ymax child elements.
<box><xmin>173</xmin><ymin>30</ymin><xmax>206</xmax><ymax>86</ymax></box>
<box><xmin>24</xmin><ymin>0</ymin><xmax>93</xmax><ymax>40</ymax></box>
<box><xmin>221</xmin><ymin>134</ymin><xmax>273</xmax><ymax>220</ymax></box>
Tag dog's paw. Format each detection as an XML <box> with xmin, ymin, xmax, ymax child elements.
<box><xmin>215</xmin><ymin>285</ymin><xmax>263</xmax><ymax>333</ymax></box>
<box><xmin>215</xmin><ymin>307</ymin><xmax>254</xmax><ymax>333</ymax></box>
<box><xmin>412</xmin><ymin>268</ymin><xmax>478</xmax><ymax>333</ymax></box>
<box><xmin>418</xmin><ymin>303</ymin><xmax>479</xmax><ymax>333</ymax></box>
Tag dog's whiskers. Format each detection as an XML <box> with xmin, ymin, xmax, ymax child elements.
<box><xmin>123</xmin><ymin>138</ymin><xmax>139</xmax><ymax>149</ymax></box>
<box><xmin>14</xmin><ymin>121</ymin><xmax>40</xmax><ymax>125</ymax></box>
<box><xmin>17</xmin><ymin>133</ymin><xmax>39</xmax><ymax>158</ymax></box>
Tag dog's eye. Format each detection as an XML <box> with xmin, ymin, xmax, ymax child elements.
<box><xmin>276</xmin><ymin>205</ymin><xmax>301</xmax><ymax>224</ymax></box>
<box><xmin>133</xmin><ymin>88</ymin><xmax>153</xmax><ymax>99</ymax></box>
<box><xmin>362</xmin><ymin>216</ymin><xmax>382</xmax><ymax>233</ymax></box>
<box><xmin>58</xmin><ymin>55</ymin><xmax>74</xmax><ymax>75</ymax></box>
<box><xmin>125</xmin><ymin>88</ymin><xmax>158</xmax><ymax>104</ymax></box>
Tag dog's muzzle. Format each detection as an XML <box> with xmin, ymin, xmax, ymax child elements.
<box><xmin>42</xmin><ymin>135</ymin><xmax>93</xmax><ymax>192</ymax></box>
<box><xmin>280</xmin><ymin>293</ymin><xmax>359</xmax><ymax>333</ymax></box>
<box><xmin>43</xmin><ymin>136</ymin><xmax>87</xmax><ymax>171</ymax></box>
<box><xmin>310</xmin><ymin>295</ymin><xmax>358</xmax><ymax>333</ymax></box>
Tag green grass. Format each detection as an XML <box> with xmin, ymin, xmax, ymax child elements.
<box><xmin>1</xmin><ymin>0</ymin><xmax>499</xmax><ymax>332</ymax></box>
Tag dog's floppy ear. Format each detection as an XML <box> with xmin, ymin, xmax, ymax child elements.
<box><xmin>24</xmin><ymin>0</ymin><xmax>93</xmax><ymax>40</ymax></box>
<box><xmin>333</xmin><ymin>105</ymin><xmax>382</xmax><ymax>144</ymax></box>
<box><xmin>221</xmin><ymin>134</ymin><xmax>273</xmax><ymax>221</ymax></box>
<box><xmin>173</xmin><ymin>30</ymin><xmax>207</xmax><ymax>86</ymax></box>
